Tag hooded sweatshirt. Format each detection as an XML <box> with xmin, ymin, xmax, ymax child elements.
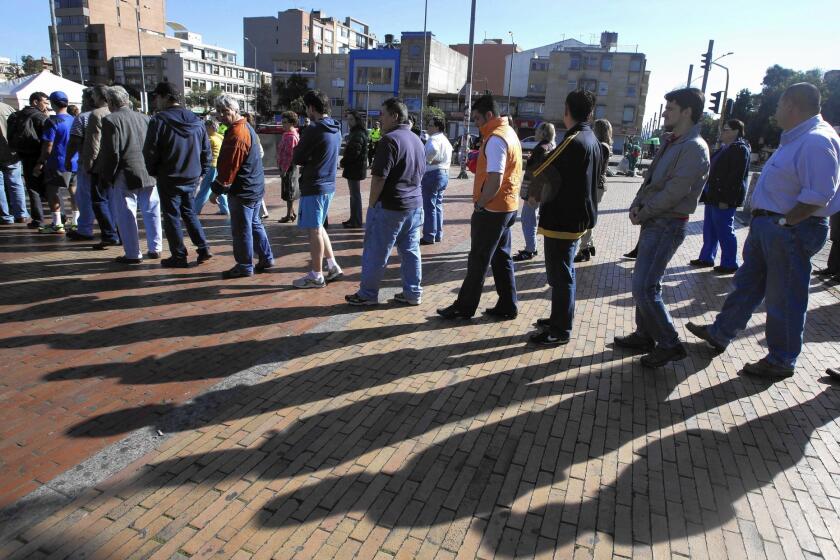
<box><xmin>292</xmin><ymin>116</ymin><xmax>341</xmax><ymax>196</ymax></box>
<box><xmin>143</xmin><ymin>106</ymin><xmax>211</xmax><ymax>188</ymax></box>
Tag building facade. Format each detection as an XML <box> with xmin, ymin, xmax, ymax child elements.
<box><xmin>271</xmin><ymin>52</ymin><xmax>348</xmax><ymax>117</ymax></box>
<box><xmin>450</xmin><ymin>39</ymin><xmax>519</xmax><ymax>97</ymax></box>
<box><xmin>399</xmin><ymin>32</ymin><xmax>468</xmax><ymax>114</ymax></box>
<box><xmin>347</xmin><ymin>48</ymin><xmax>401</xmax><ymax>121</ymax></box>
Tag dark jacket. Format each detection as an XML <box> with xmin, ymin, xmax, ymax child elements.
<box><xmin>143</xmin><ymin>106</ymin><xmax>211</xmax><ymax>189</ymax></box>
<box><xmin>99</xmin><ymin>106</ymin><xmax>154</xmax><ymax>189</ymax></box>
<box><xmin>700</xmin><ymin>137</ymin><xmax>751</xmax><ymax>207</ymax></box>
<box><xmin>521</xmin><ymin>140</ymin><xmax>553</xmax><ymax>200</ymax></box>
<box><xmin>538</xmin><ymin>122</ymin><xmax>603</xmax><ymax>234</ymax></box>
<box><xmin>228</xmin><ymin>121</ymin><xmax>265</xmax><ymax>203</ymax></box>
<box><xmin>341</xmin><ymin>125</ymin><xmax>368</xmax><ymax>180</ymax></box>
<box><xmin>9</xmin><ymin>106</ymin><xmax>48</xmax><ymax>157</ymax></box>
<box><xmin>293</xmin><ymin>116</ymin><xmax>341</xmax><ymax>196</ymax></box>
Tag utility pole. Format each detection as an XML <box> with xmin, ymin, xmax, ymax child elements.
<box><xmin>458</xmin><ymin>0</ymin><xmax>477</xmax><ymax>179</ymax></box>
<box><xmin>700</xmin><ymin>39</ymin><xmax>714</xmax><ymax>94</ymax></box>
<box><xmin>64</xmin><ymin>43</ymin><xmax>83</xmax><ymax>83</ymax></box>
<box><xmin>506</xmin><ymin>31</ymin><xmax>514</xmax><ymax>115</ymax></box>
<box><xmin>714</xmin><ymin>58</ymin><xmax>732</xmax><ymax>147</ymax></box>
<box><xmin>420</xmin><ymin>0</ymin><xmax>428</xmax><ymax>132</ymax></box>
<box><xmin>48</xmin><ymin>0</ymin><xmax>62</xmax><ymax>76</ymax></box>
<box><xmin>686</xmin><ymin>64</ymin><xmax>693</xmax><ymax>87</ymax></box>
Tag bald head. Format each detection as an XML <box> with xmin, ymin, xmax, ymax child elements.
<box><xmin>782</xmin><ymin>82</ymin><xmax>821</xmax><ymax>115</ymax></box>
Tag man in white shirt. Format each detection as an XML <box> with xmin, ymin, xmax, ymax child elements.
<box><xmin>420</xmin><ymin>116</ymin><xmax>453</xmax><ymax>245</ymax></box>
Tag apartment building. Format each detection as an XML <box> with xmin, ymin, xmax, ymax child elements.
<box><xmin>271</xmin><ymin>52</ymin><xmax>349</xmax><ymax>115</ymax></box>
<box><xmin>399</xmin><ymin>32</ymin><xmax>468</xmax><ymax>113</ymax></box>
<box><xmin>450</xmin><ymin>39</ymin><xmax>520</xmax><ymax>97</ymax></box>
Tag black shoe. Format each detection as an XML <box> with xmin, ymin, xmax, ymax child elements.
<box><xmin>534</xmin><ymin>318</ymin><xmax>551</xmax><ymax>329</ymax></box>
<box><xmin>814</xmin><ymin>267</ymin><xmax>838</xmax><ymax>277</ymax></box>
<box><xmin>419</xmin><ymin>239</ymin><xmax>435</xmax><ymax>246</ymax></box>
<box><xmin>685</xmin><ymin>322</ymin><xmax>726</xmax><ymax>352</ymax></box>
<box><xmin>512</xmin><ymin>249</ymin><xmax>537</xmax><ymax>262</ymax></box>
<box><xmin>146</xmin><ymin>251</ymin><xmax>161</xmax><ymax>259</ymax></box>
<box><xmin>115</xmin><ymin>255</ymin><xmax>142</xmax><ymax>264</ymax></box>
<box><xmin>196</xmin><ymin>250</ymin><xmax>213</xmax><ymax>264</ymax></box>
<box><xmin>714</xmin><ymin>265</ymin><xmax>738</xmax><ymax>274</ymax></box>
<box><xmin>483</xmin><ymin>307</ymin><xmax>518</xmax><ymax>321</ymax></box>
<box><xmin>613</xmin><ymin>332</ymin><xmax>655</xmax><ymax>351</ymax></box>
<box><xmin>92</xmin><ymin>240</ymin><xmax>120</xmax><ymax>250</ymax></box>
<box><xmin>66</xmin><ymin>229</ymin><xmax>94</xmax><ymax>241</ymax></box>
<box><xmin>529</xmin><ymin>330</ymin><xmax>570</xmax><ymax>346</ymax></box>
<box><xmin>574</xmin><ymin>251</ymin><xmax>590</xmax><ymax>263</ymax></box>
<box><xmin>689</xmin><ymin>259</ymin><xmax>714</xmax><ymax>268</ymax></box>
<box><xmin>825</xmin><ymin>367</ymin><xmax>840</xmax><ymax>380</ymax></box>
<box><xmin>161</xmin><ymin>256</ymin><xmax>189</xmax><ymax>268</ymax></box>
<box><xmin>437</xmin><ymin>304</ymin><xmax>473</xmax><ymax>320</ymax></box>
<box><xmin>342</xmin><ymin>220</ymin><xmax>362</xmax><ymax>229</ymax></box>
<box><xmin>640</xmin><ymin>343</ymin><xmax>688</xmax><ymax>368</ymax></box>
<box><xmin>222</xmin><ymin>266</ymin><xmax>253</xmax><ymax>279</ymax></box>
<box><xmin>255</xmin><ymin>260</ymin><xmax>274</xmax><ymax>273</ymax></box>
<box><xmin>740</xmin><ymin>358</ymin><xmax>794</xmax><ymax>379</ymax></box>
<box><xmin>623</xmin><ymin>248</ymin><xmax>638</xmax><ymax>259</ymax></box>
<box><xmin>27</xmin><ymin>220</ymin><xmax>41</xmax><ymax>229</ymax></box>
<box><xmin>589</xmin><ymin>246</ymin><xmax>596</xmax><ymax>256</ymax></box>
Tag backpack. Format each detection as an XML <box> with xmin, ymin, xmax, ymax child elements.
<box><xmin>7</xmin><ymin>110</ymin><xmax>42</xmax><ymax>156</ymax></box>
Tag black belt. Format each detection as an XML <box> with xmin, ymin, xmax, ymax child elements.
<box><xmin>752</xmin><ymin>209</ymin><xmax>783</xmax><ymax>218</ymax></box>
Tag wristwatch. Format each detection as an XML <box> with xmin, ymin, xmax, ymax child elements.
<box><xmin>474</xmin><ymin>203</ymin><xmax>485</xmax><ymax>212</ymax></box>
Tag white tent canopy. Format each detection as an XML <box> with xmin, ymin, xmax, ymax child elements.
<box><xmin>0</xmin><ymin>70</ymin><xmax>85</xmax><ymax>110</ymax></box>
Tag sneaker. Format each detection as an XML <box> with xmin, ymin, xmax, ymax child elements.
<box><xmin>613</xmin><ymin>332</ymin><xmax>655</xmax><ymax>351</ymax></box>
<box><xmin>161</xmin><ymin>256</ymin><xmax>189</xmax><ymax>269</ymax></box>
<box><xmin>67</xmin><ymin>224</ymin><xmax>78</xmax><ymax>232</ymax></box>
<box><xmin>393</xmin><ymin>292</ymin><xmax>421</xmax><ymax>306</ymax></box>
<box><xmin>293</xmin><ymin>274</ymin><xmax>326</xmax><ymax>289</ymax></box>
<box><xmin>573</xmin><ymin>251</ymin><xmax>590</xmax><ymax>263</ymax></box>
<box><xmin>685</xmin><ymin>322</ymin><xmax>726</xmax><ymax>352</ymax></box>
<box><xmin>529</xmin><ymin>330</ymin><xmax>570</xmax><ymax>346</ymax></box>
<box><xmin>345</xmin><ymin>293</ymin><xmax>379</xmax><ymax>306</ymax></box>
<box><xmin>740</xmin><ymin>358</ymin><xmax>794</xmax><ymax>379</ymax></box>
<box><xmin>324</xmin><ymin>265</ymin><xmax>343</xmax><ymax>283</ymax></box>
<box><xmin>66</xmin><ymin>229</ymin><xmax>94</xmax><ymax>241</ymax></box>
<box><xmin>255</xmin><ymin>260</ymin><xmax>274</xmax><ymax>273</ymax></box>
<box><xmin>115</xmin><ymin>255</ymin><xmax>142</xmax><ymax>264</ymax></box>
<box><xmin>534</xmin><ymin>318</ymin><xmax>551</xmax><ymax>329</ymax></box>
<box><xmin>437</xmin><ymin>304</ymin><xmax>473</xmax><ymax>320</ymax></box>
<box><xmin>197</xmin><ymin>250</ymin><xmax>213</xmax><ymax>264</ymax></box>
<box><xmin>146</xmin><ymin>251</ymin><xmax>161</xmax><ymax>259</ymax></box>
<box><xmin>512</xmin><ymin>250</ymin><xmax>537</xmax><ymax>262</ymax></box>
<box><xmin>640</xmin><ymin>343</ymin><xmax>688</xmax><ymax>368</ymax></box>
<box><xmin>483</xmin><ymin>306</ymin><xmax>518</xmax><ymax>320</ymax></box>
<box><xmin>38</xmin><ymin>223</ymin><xmax>65</xmax><ymax>234</ymax></box>
<box><xmin>222</xmin><ymin>266</ymin><xmax>253</xmax><ymax>279</ymax></box>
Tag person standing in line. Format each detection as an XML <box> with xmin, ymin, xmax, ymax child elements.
<box><xmin>368</xmin><ymin>121</ymin><xmax>381</xmax><ymax>166</ymax></box>
<box><xmin>614</xmin><ymin>88</ymin><xmax>710</xmax><ymax>368</ymax></box>
<box><xmin>275</xmin><ymin>111</ymin><xmax>300</xmax><ymax>223</ymax></box>
<box><xmin>341</xmin><ymin>110</ymin><xmax>368</xmax><ymax>228</ymax></box>
<box><xmin>143</xmin><ymin>82</ymin><xmax>212</xmax><ymax>268</ymax></box>
<box><xmin>575</xmin><ymin>118</ymin><xmax>612</xmax><ymax>262</ymax></box>
<box><xmin>437</xmin><ymin>94</ymin><xmax>523</xmax><ymax>320</ymax></box>
<box><xmin>814</xmin><ymin>213</ymin><xmax>839</xmax><ymax>279</ymax></box>
<box><xmin>211</xmin><ymin>95</ymin><xmax>274</xmax><ymax>278</ymax></box>
<box><xmin>513</xmin><ymin>122</ymin><xmax>555</xmax><ymax>262</ymax></box>
<box><xmin>10</xmin><ymin>92</ymin><xmax>49</xmax><ymax>228</ymax></box>
<box><xmin>63</xmin><ymin>88</ymin><xmax>96</xmax><ymax>240</ymax></box>
<box><xmin>689</xmin><ymin>118</ymin><xmax>752</xmax><ymax>274</ymax></box>
<box><xmin>242</xmin><ymin>112</ymin><xmax>270</xmax><ymax>221</ymax></box>
<box><xmin>687</xmin><ymin>83</ymin><xmax>840</xmax><ymax>379</ymax></box>
<box><xmin>193</xmin><ymin>118</ymin><xmax>228</xmax><ymax>216</ymax></box>
<box><xmin>32</xmin><ymin>91</ymin><xmax>77</xmax><ymax>234</ymax></box>
<box><xmin>345</xmin><ymin>98</ymin><xmax>425</xmax><ymax>306</ymax></box>
<box><xmin>83</xmin><ymin>85</ymin><xmax>120</xmax><ymax>249</ymax></box>
<box><xmin>527</xmin><ymin>89</ymin><xmax>603</xmax><ymax>345</ymax></box>
<box><xmin>625</xmin><ymin>136</ymin><xmax>641</xmax><ymax>177</ymax></box>
<box><xmin>420</xmin><ymin>115</ymin><xmax>452</xmax><ymax>245</ymax></box>
<box><xmin>0</xmin><ymin>101</ymin><xmax>29</xmax><ymax>224</ymax></box>
<box><xmin>98</xmin><ymin>86</ymin><xmax>162</xmax><ymax>264</ymax></box>
<box><xmin>291</xmin><ymin>90</ymin><xmax>343</xmax><ymax>288</ymax></box>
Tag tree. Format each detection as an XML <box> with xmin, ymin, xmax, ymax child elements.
<box><xmin>275</xmin><ymin>74</ymin><xmax>310</xmax><ymax>110</ymax></box>
<box><xmin>423</xmin><ymin>105</ymin><xmax>445</xmax><ymax>127</ymax></box>
<box><xmin>698</xmin><ymin>113</ymin><xmax>719</xmax><ymax>147</ymax></box>
<box><xmin>750</xmin><ymin>65</ymin><xmax>825</xmax><ymax>147</ymax></box>
<box><xmin>823</xmin><ymin>72</ymin><xmax>840</xmax><ymax>126</ymax></box>
<box><xmin>20</xmin><ymin>54</ymin><xmax>46</xmax><ymax>75</ymax></box>
<box><xmin>256</xmin><ymin>83</ymin><xmax>273</xmax><ymax>119</ymax></box>
<box><xmin>184</xmin><ymin>85</ymin><xmax>222</xmax><ymax>112</ymax></box>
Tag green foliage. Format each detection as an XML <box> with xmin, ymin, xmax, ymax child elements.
<box><xmin>20</xmin><ymin>55</ymin><xmax>45</xmax><ymax>75</ymax></box>
<box><xmin>750</xmin><ymin>65</ymin><xmax>825</xmax><ymax>147</ymax></box>
<box><xmin>823</xmin><ymin>72</ymin><xmax>840</xmax><ymax>126</ymax></box>
<box><xmin>699</xmin><ymin>113</ymin><xmax>719</xmax><ymax>147</ymax></box>
<box><xmin>184</xmin><ymin>85</ymin><xmax>223</xmax><ymax>111</ymax></box>
<box><xmin>275</xmin><ymin>74</ymin><xmax>310</xmax><ymax>110</ymax></box>
<box><xmin>256</xmin><ymin>83</ymin><xmax>273</xmax><ymax>119</ymax></box>
<box><xmin>423</xmin><ymin>105</ymin><xmax>445</xmax><ymax>126</ymax></box>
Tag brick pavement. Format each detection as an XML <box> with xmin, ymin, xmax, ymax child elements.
<box><xmin>1</xmin><ymin>169</ymin><xmax>839</xmax><ymax>559</ymax></box>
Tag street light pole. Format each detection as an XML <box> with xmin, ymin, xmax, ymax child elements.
<box><xmin>48</xmin><ymin>0</ymin><xmax>63</xmax><ymax>76</ymax></box>
<box><xmin>507</xmin><ymin>31</ymin><xmax>514</xmax><ymax>115</ymax></box>
<box><xmin>365</xmin><ymin>80</ymin><xmax>372</xmax><ymax>128</ymax></box>
<box><xmin>458</xmin><ymin>0</ymin><xmax>477</xmax><ymax>179</ymax></box>
<box><xmin>244</xmin><ymin>36</ymin><xmax>258</xmax><ymax>115</ymax></box>
<box><xmin>419</xmin><ymin>0</ymin><xmax>428</xmax><ymax>132</ymax></box>
<box><xmin>120</xmin><ymin>1</ymin><xmax>148</xmax><ymax>112</ymax></box>
<box><xmin>64</xmin><ymin>43</ymin><xmax>83</xmax><ymax>84</ymax></box>
<box><xmin>713</xmin><ymin>55</ymin><xmax>732</xmax><ymax>147</ymax></box>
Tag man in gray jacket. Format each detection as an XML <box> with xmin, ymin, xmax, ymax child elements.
<box><xmin>614</xmin><ymin>88</ymin><xmax>710</xmax><ymax>367</ymax></box>
<box><xmin>98</xmin><ymin>86</ymin><xmax>162</xmax><ymax>264</ymax></box>
<box><xmin>84</xmin><ymin>85</ymin><xmax>119</xmax><ymax>248</ymax></box>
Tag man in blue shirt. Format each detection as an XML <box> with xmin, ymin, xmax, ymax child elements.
<box><xmin>33</xmin><ymin>91</ymin><xmax>77</xmax><ymax>234</ymax></box>
<box><xmin>345</xmin><ymin>97</ymin><xmax>425</xmax><ymax>306</ymax></box>
<box><xmin>688</xmin><ymin>83</ymin><xmax>840</xmax><ymax>378</ymax></box>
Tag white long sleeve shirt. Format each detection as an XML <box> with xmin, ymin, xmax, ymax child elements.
<box><xmin>424</xmin><ymin>131</ymin><xmax>453</xmax><ymax>172</ymax></box>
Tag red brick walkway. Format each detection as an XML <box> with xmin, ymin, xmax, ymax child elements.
<box><xmin>1</xmin><ymin>170</ymin><xmax>839</xmax><ymax>558</ymax></box>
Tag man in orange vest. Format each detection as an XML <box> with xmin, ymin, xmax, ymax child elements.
<box><xmin>438</xmin><ymin>95</ymin><xmax>523</xmax><ymax>320</ymax></box>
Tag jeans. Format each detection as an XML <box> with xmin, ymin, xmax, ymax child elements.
<box><xmin>159</xmin><ymin>182</ymin><xmax>208</xmax><ymax>259</ymax></box>
<box><xmin>21</xmin><ymin>155</ymin><xmax>44</xmax><ymax>223</ymax></box>
<box><xmin>454</xmin><ymin>210</ymin><xmax>518</xmax><ymax>315</ymax></box>
<box><xmin>347</xmin><ymin>179</ymin><xmax>363</xmax><ymax>225</ymax></box>
<box><xmin>421</xmin><ymin>169</ymin><xmax>448</xmax><ymax>242</ymax></box>
<box><xmin>633</xmin><ymin>217</ymin><xmax>688</xmax><ymax>349</ymax></box>
<box><xmin>544</xmin><ymin>237</ymin><xmax>579</xmax><ymax>339</ymax></box>
<box><xmin>194</xmin><ymin>168</ymin><xmax>229</xmax><ymax>215</ymax></box>
<box><xmin>699</xmin><ymin>204</ymin><xmax>738</xmax><ymax>268</ymax></box>
<box><xmin>708</xmin><ymin>215</ymin><xmax>828</xmax><ymax>369</ymax></box>
<box><xmin>520</xmin><ymin>202</ymin><xmax>539</xmax><ymax>253</ymax></box>
<box><xmin>228</xmin><ymin>195</ymin><xmax>273</xmax><ymax>274</ymax></box>
<box><xmin>113</xmin><ymin>181</ymin><xmax>162</xmax><ymax>259</ymax></box>
<box><xmin>91</xmin><ymin>173</ymin><xmax>120</xmax><ymax>243</ymax></box>
<box><xmin>0</xmin><ymin>162</ymin><xmax>28</xmax><ymax>221</ymax></box>
<box><xmin>73</xmin><ymin>167</ymin><xmax>95</xmax><ymax>236</ymax></box>
<box><xmin>358</xmin><ymin>205</ymin><xmax>423</xmax><ymax>301</ymax></box>
<box><xmin>579</xmin><ymin>187</ymin><xmax>604</xmax><ymax>251</ymax></box>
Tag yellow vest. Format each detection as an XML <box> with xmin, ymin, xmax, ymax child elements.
<box><xmin>473</xmin><ymin>117</ymin><xmax>522</xmax><ymax>212</ymax></box>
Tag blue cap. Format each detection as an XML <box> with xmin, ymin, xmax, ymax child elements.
<box><xmin>49</xmin><ymin>91</ymin><xmax>69</xmax><ymax>104</ymax></box>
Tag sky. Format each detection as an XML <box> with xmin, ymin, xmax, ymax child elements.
<box><xmin>4</xmin><ymin>0</ymin><xmax>839</xmax><ymax>125</ymax></box>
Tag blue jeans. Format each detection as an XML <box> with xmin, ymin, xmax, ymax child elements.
<box><xmin>159</xmin><ymin>182</ymin><xmax>208</xmax><ymax>259</ymax></box>
<box><xmin>421</xmin><ymin>169</ymin><xmax>448</xmax><ymax>242</ymax></box>
<box><xmin>0</xmin><ymin>162</ymin><xmax>28</xmax><ymax>221</ymax></box>
<box><xmin>520</xmin><ymin>202</ymin><xmax>539</xmax><ymax>253</ymax></box>
<box><xmin>113</xmin><ymin>181</ymin><xmax>162</xmax><ymax>259</ymax></box>
<box><xmin>229</xmin><ymin>195</ymin><xmax>273</xmax><ymax>274</ymax></box>
<box><xmin>699</xmin><ymin>204</ymin><xmax>738</xmax><ymax>268</ymax></box>
<box><xmin>73</xmin><ymin>167</ymin><xmax>95</xmax><ymax>236</ymax></box>
<box><xmin>633</xmin><ymin>217</ymin><xmax>688</xmax><ymax>349</ymax></box>
<box><xmin>347</xmin><ymin>179</ymin><xmax>363</xmax><ymax>225</ymax></box>
<box><xmin>194</xmin><ymin>168</ymin><xmax>229</xmax><ymax>215</ymax></box>
<box><xmin>358</xmin><ymin>205</ymin><xmax>423</xmax><ymax>301</ymax></box>
<box><xmin>90</xmin><ymin>173</ymin><xmax>119</xmax><ymax>243</ymax></box>
<box><xmin>708</xmin><ymin>215</ymin><xmax>828</xmax><ymax>368</ymax></box>
<box><xmin>454</xmin><ymin>210</ymin><xmax>518</xmax><ymax>315</ymax></box>
<box><xmin>544</xmin><ymin>236</ymin><xmax>579</xmax><ymax>339</ymax></box>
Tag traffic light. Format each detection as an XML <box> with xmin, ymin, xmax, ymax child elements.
<box><xmin>725</xmin><ymin>98</ymin><xmax>734</xmax><ymax>118</ymax></box>
<box><xmin>700</xmin><ymin>52</ymin><xmax>710</xmax><ymax>71</ymax></box>
<box><xmin>709</xmin><ymin>91</ymin><xmax>722</xmax><ymax>113</ymax></box>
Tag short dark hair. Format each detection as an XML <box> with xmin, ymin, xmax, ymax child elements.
<box><xmin>91</xmin><ymin>84</ymin><xmax>109</xmax><ymax>103</ymax></box>
<box><xmin>664</xmin><ymin>88</ymin><xmax>705</xmax><ymax>124</ymax></box>
<box><xmin>281</xmin><ymin>110</ymin><xmax>298</xmax><ymax>125</ymax></box>
<box><xmin>430</xmin><ymin>116</ymin><xmax>446</xmax><ymax>131</ymax></box>
<box><xmin>472</xmin><ymin>94</ymin><xmax>499</xmax><ymax>117</ymax></box>
<box><xmin>726</xmin><ymin>118</ymin><xmax>745</xmax><ymax>138</ymax></box>
<box><xmin>152</xmin><ymin>81</ymin><xmax>179</xmax><ymax>102</ymax></box>
<box><xmin>381</xmin><ymin>97</ymin><xmax>409</xmax><ymax>124</ymax></box>
<box><xmin>346</xmin><ymin>110</ymin><xmax>363</xmax><ymax>126</ymax></box>
<box><xmin>303</xmin><ymin>90</ymin><xmax>330</xmax><ymax>115</ymax></box>
<box><xmin>565</xmin><ymin>89</ymin><xmax>596</xmax><ymax>122</ymax></box>
<box><xmin>29</xmin><ymin>91</ymin><xmax>48</xmax><ymax>104</ymax></box>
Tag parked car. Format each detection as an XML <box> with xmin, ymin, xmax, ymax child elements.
<box><xmin>255</xmin><ymin>123</ymin><xmax>284</xmax><ymax>135</ymax></box>
<box><xmin>520</xmin><ymin>136</ymin><xmax>539</xmax><ymax>152</ymax></box>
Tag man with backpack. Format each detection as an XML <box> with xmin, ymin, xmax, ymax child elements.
<box><xmin>0</xmin><ymin>101</ymin><xmax>29</xmax><ymax>224</ymax></box>
<box><xmin>8</xmin><ymin>92</ymin><xmax>49</xmax><ymax>227</ymax></box>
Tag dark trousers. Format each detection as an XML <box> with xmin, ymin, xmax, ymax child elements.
<box><xmin>454</xmin><ymin>209</ymin><xmax>518</xmax><ymax>315</ymax></box>
<box><xmin>90</xmin><ymin>173</ymin><xmax>120</xmax><ymax>242</ymax></box>
<box><xmin>544</xmin><ymin>236</ymin><xmax>579</xmax><ymax>339</ymax></box>
<box><xmin>159</xmin><ymin>183</ymin><xmax>208</xmax><ymax>259</ymax></box>
<box><xmin>20</xmin><ymin>155</ymin><xmax>44</xmax><ymax>223</ymax></box>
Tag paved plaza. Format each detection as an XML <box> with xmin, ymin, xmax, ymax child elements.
<box><xmin>1</xmin><ymin>170</ymin><xmax>839</xmax><ymax>559</ymax></box>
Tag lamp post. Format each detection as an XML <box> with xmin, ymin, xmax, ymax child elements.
<box><xmin>365</xmin><ymin>80</ymin><xmax>372</xmax><ymax>128</ymax></box>
<box><xmin>507</xmin><ymin>31</ymin><xmax>514</xmax><ymax>115</ymax></box>
<box><xmin>64</xmin><ymin>43</ymin><xmax>83</xmax><ymax>84</ymax></box>
<box><xmin>244</xmin><ymin>36</ymin><xmax>258</xmax><ymax>115</ymax></box>
<box><xmin>120</xmin><ymin>0</ymin><xmax>149</xmax><ymax>112</ymax></box>
<box><xmin>713</xmin><ymin>52</ymin><xmax>733</xmax><ymax>147</ymax></box>
<box><xmin>458</xmin><ymin>0</ymin><xmax>477</xmax><ymax>179</ymax></box>
<box><xmin>49</xmin><ymin>0</ymin><xmax>63</xmax><ymax>76</ymax></box>
<box><xmin>420</xmin><ymin>0</ymin><xmax>428</xmax><ymax>131</ymax></box>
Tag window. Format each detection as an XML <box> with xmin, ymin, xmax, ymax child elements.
<box><xmin>56</xmin><ymin>0</ymin><xmax>88</xmax><ymax>7</ymax></box>
<box><xmin>626</xmin><ymin>86</ymin><xmax>636</xmax><ymax>97</ymax></box>
<box><xmin>520</xmin><ymin>102</ymin><xmax>544</xmax><ymax>114</ymax></box>
<box><xmin>313</xmin><ymin>26</ymin><xmax>322</xmax><ymax>40</ymax></box>
<box><xmin>404</xmin><ymin>71</ymin><xmax>422</xmax><ymax>87</ymax></box>
<box><xmin>601</xmin><ymin>56</ymin><xmax>613</xmax><ymax>72</ymax></box>
<box><xmin>622</xmin><ymin>106</ymin><xmax>636</xmax><ymax>123</ymax></box>
<box><xmin>629</xmin><ymin>57</ymin><xmax>643</xmax><ymax>72</ymax></box>
<box><xmin>340</xmin><ymin>28</ymin><xmax>349</xmax><ymax>38</ymax></box>
<box><xmin>567</xmin><ymin>79</ymin><xmax>577</xmax><ymax>90</ymax></box>
<box><xmin>56</xmin><ymin>15</ymin><xmax>88</xmax><ymax>25</ymax></box>
<box><xmin>324</xmin><ymin>29</ymin><xmax>333</xmax><ymax>43</ymax></box>
<box><xmin>584</xmin><ymin>55</ymin><xmax>598</xmax><ymax>69</ymax></box>
<box><xmin>355</xmin><ymin>66</ymin><xmax>392</xmax><ymax>85</ymax></box>
<box><xmin>580</xmin><ymin>79</ymin><xmax>597</xmax><ymax>92</ymax></box>
<box><xmin>595</xmin><ymin>105</ymin><xmax>607</xmax><ymax>119</ymax></box>
<box><xmin>530</xmin><ymin>60</ymin><xmax>548</xmax><ymax>72</ymax></box>
<box><xmin>598</xmin><ymin>82</ymin><xmax>608</xmax><ymax>96</ymax></box>
<box><xmin>569</xmin><ymin>55</ymin><xmax>580</xmax><ymax>70</ymax></box>
<box><xmin>199</xmin><ymin>62</ymin><xmax>206</xmax><ymax>73</ymax></box>
<box><xmin>528</xmin><ymin>83</ymin><xmax>546</xmax><ymax>93</ymax></box>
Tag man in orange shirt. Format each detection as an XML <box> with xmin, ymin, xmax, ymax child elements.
<box><xmin>438</xmin><ymin>95</ymin><xmax>523</xmax><ymax>320</ymax></box>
